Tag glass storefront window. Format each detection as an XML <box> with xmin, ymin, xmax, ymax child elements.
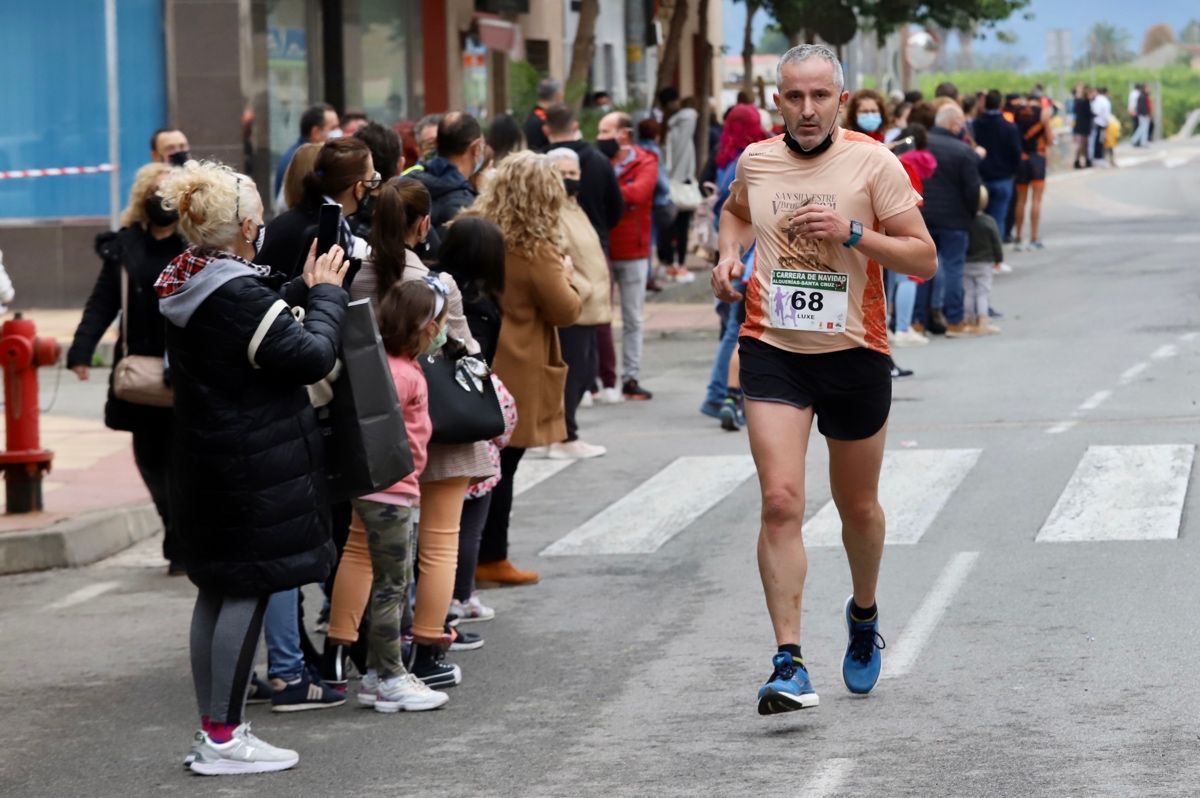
<box><xmin>462</xmin><ymin>35</ymin><xmax>489</xmax><ymax>120</ymax></box>
<box><xmin>343</xmin><ymin>0</ymin><xmax>424</xmax><ymax>125</ymax></box>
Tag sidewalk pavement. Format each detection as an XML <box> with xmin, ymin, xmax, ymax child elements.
<box><xmin>0</xmin><ymin>415</ymin><xmax>160</xmax><ymax>575</ymax></box>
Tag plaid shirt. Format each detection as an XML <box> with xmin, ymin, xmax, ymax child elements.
<box><xmin>156</xmin><ymin>247</ymin><xmax>268</xmax><ymax>298</ymax></box>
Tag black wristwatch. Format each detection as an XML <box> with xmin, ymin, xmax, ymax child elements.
<box><xmin>843</xmin><ymin>219</ymin><xmax>863</xmax><ymax>248</ymax></box>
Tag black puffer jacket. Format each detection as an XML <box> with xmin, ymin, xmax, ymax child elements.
<box><xmin>159</xmin><ymin>254</ymin><xmax>347</xmax><ymax>596</ymax></box>
<box><xmin>921</xmin><ymin>127</ymin><xmax>982</xmax><ymax>231</ymax></box>
<box><xmin>67</xmin><ymin>226</ymin><xmax>184</xmax><ymax>432</ymax></box>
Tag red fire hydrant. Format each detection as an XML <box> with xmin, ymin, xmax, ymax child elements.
<box><xmin>0</xmin><ymin>313</ymin><xmax>60</xmax><ymax>513</ymax></box>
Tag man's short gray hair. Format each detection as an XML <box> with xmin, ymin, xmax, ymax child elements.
<box><xmin>538</xmin><ymin>78</ymin><xmax>562</xmax><ymax>101</ymax></box>
<box><xmin>935</xmin><ymin>103</ymin><xmax>965</xmax><ymax>129</ymax></box>
<box><xmin>776</xmin><ymin>44</ymin><xmax>845</xmax><ymax>91</ymax></box>
<box><xmin>545</xmin><ymin>147</ymin><xmax>579</xmax><ymax>166</ymax></box>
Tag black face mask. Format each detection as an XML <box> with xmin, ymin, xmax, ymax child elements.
<box><xmin>145</xmin><ymin>196</ymin><xmax>179</xmax><ymax>227</ymax></box>
<box><xmin>782</xmin><ymin>103</ymin><xmax>841</xmax><ymax>159</ymax></box>
<box><xmin>167</xmin><ymin>150</ymin><xmax>191</xmax><ymax>167</ymax></box>
<box><xmin>563</xmin><ymin>178</ymin><xmax>582</xmax><ymax>197</ymax></box>
<box><xmin>596</xmin><ymin>138</ymin><xmax>620</xmax><ymax>159</ymax></box>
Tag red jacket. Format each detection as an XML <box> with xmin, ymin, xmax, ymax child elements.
<box><xmin>608</xmin><ymin>145</ymin><xmax>659</xmax><ymax>261</ymax></box>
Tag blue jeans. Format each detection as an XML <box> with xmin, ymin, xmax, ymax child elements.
<box><xmin>705</xmin><ymin>300</ymin><xmax>742</xmax><ymax>406</ymax></box>
<box><xmin>264</xmin><ymin>589</ymin><xmax>304</xmax><ymax>681</ymax></box>
<box><xmin>983</xmin><ymin>178</ymin><xmax>1014</xmax><ymax>238</ymax></box>
<box><xmin>918</xmin><ymin>227</ymin><xmax>969</xmax><ymax>325</ymax></box>
<box><xmin>894</xmin><ymin>277</ymin><xmax>917</xmax><ymax>332</ymax></box>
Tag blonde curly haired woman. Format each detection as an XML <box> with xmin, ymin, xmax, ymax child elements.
<box><xmin>471</xmin><ymin>151</ymin><xmax>583</xmax><ymax>587</ymax></box>
<box><xmin>67</xmin><ymin>162</ymin><xmax>186</xmax><ymax>572</ymax></box>
<box><xmin>155</xmin><ymin>160</ymin><xmax>349</xmax><ymax>775</ymax></box>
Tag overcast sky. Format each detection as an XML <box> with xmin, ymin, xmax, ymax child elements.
<box><xmin>722</xmin><ymin>1</ymin><xmax>1196</xmax><ymax>72</ymax></box>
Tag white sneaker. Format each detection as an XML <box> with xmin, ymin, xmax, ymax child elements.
<box><xmin>547</xmin><ymin>440</ymin><xmax>607</xmax><ymax>460</ymax></box>
<box><xmin>596</xmin><ymin>387</ymin><xmax>624</xmax><ymax>405</ymax></box>
<box><xmin>374</xmin><ymin>673</ymin><xmax>449</xmax><ymax>713</ymax></box>
<box><xmin>449</xmin><ymin>594</ymin><xmax>495</xmax><ymax>623</ymax></box>
<box><xmin>893</xmin><ymin>329</ymin><xmax>930</xmax><ymax>347</ymax></box>
<box><xmin>580</xmin><ymin>391</ymin><xmax>594</xmax><ymax>408</ymax></box>
<box><xmin>526</xmin><ymin>446</ymin><xmax>549</xmax><ymax>459</ymax></box>
<box><xmin>357</xmin><ymin>671</ymin><xmax>379</xmax><ymax>707</ymax></box>
<box><xmin>188</xmin><ymin>723</ymin><xmax>299</xmax><ymax>776</ymax></box>
<box><xmin>670</xmin><ymin>266</ymin><xmax>696</xmax><ymax>284</ymax></box>
<box><xmin>994</xmin><ymin>262</ymin><xmax>1013</xmax><ymax>274</ymax></box>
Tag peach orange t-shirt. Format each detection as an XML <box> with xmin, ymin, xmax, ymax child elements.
<box><xmin>725</xmin><ymin>128</ymin><xmax>921</xmax><ymax>356</ymax></box>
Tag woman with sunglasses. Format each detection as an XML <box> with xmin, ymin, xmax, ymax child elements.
<box><xmin>258</xmin><ymin>137</ymin><xmax>379</xmax><ymax>279</ymax></box>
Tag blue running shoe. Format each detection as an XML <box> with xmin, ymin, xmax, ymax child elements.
<box><xmin>757</xmin><ymin>652</ymin><xmax>819</xmax><ymax>715</ymax></box>
<box><xmin>842</xmin><ymin>597</ymin><xmax>886</xmax><ymax>695</ymax></box>
<box><xmin>718</xmin><ymin>397</ymin><xmax>745</xmax><ymax>431</ymax></box>
<box><xmin>700</xmin><ymin>400</ymin><xmax>723</xmax><ymax>419</ymax></box>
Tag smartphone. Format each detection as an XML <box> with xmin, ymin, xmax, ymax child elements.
<box><xmin>316</xmin><ymin>203</ymin><xmax>343</xmax><ymax>256</ymax></box>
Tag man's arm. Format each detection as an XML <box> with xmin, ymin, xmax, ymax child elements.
<box><xmin>711</xmin><ymin>206</ymin><xmax>757</xmax><ymax>301</ymax></box>
<box><xmin>787</xmin><ymin>204</ymin><xmax>936</xmax><ymax>279</ymax></box>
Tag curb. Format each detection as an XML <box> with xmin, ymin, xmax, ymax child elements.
<box><xmin>0</xmin><ymin>503</ymin><xmax>161</xmax><ymax>575</ymax></box>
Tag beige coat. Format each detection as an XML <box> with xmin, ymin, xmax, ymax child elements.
<box><xmin>493</xmin><ymin>240</ymin><xmax>582</xmax><ymax>449</ymax></box>
<box><xmin>560</xmin><ymin>200</ymin><xmax>612</xmax><ymax>327</ymax></box>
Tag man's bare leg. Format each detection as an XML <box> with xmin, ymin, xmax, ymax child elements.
<box><xmin>827</xmin><ymin>423</ymin><xmax>888</xmax><ymax>608</ymax></box>
<box><xmin>745</xmin><ymin>399</ymin><xmax>814</xmax><ymax>646</ymax></box>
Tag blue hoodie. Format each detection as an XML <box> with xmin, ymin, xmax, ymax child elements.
<box><xmin>410</xmin><ymin>156</ymin><xmax>477</xmax><ymax>233</ymax></box>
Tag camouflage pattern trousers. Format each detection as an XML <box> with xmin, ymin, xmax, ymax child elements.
<box><xmin>351</xmin><ymin>498</ymin><xmax>416</xmax><ymax>680</ymax></box>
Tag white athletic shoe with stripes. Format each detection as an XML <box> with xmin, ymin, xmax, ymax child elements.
<box><xmin>187</xmin><ymin>723</ymin><xmax>299</xmax><ymax>776</ymax></box>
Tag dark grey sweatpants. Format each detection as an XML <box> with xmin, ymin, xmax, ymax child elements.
<box><xmin>190</xmin><ymin>589</ymin><xmax>268</xmax><ymax>724</ymax></box>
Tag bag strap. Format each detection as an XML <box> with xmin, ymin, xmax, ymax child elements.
<box><xmin>120</xmin><ymin>267</ymin><xmax>130</xmax><ymax>359</ymax></box>
<box><xmin>247</xmin><ymin>299</ymin><xmax>290</xmax><ymax>369</ymax></box>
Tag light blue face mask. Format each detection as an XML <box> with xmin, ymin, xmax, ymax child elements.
<box><xmin>857</xmin><ymin>112</ymin><xmax>883</xmax><ymax>133</ymax></box>
<box><xmin>425</xmin><ymin>325</ymin><xmax>449</xmax><ymax>356</ymax></box>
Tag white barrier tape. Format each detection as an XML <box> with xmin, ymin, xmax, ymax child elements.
<box><xmin>0</xmin><ymin>164</ymin><xmax>115</xmax><ymax>180</ymax></box>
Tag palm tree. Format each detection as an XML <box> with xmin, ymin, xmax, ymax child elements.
<box><xmin>739</xmin><ymin>0</ymin><xmax>764</xmax><ymax>95</ymax></box>
<box><xmin>1082</xmin><ymin>22</ymin><xmax>1134</xmax><ymax>66</ymax></box>
<box><xmin>566</xmin><ymin>0</ymin><xmax>600</xmax><ymax>111</ymax></box>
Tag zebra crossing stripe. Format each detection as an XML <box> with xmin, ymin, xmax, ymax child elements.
<box><xmin>1036</xmin><ymin>444</ymin><xmax>1195</xmax><ymax>542</ymax></box>
<box><xmin>541</xmin><ymin>455</ymin><xmax>757</xmax><ymax>556</ymax></box>
<box><xmin>804</xmin><ymin>449</ymin><xmax>983</xmax><ymax>547</ymax></box>
<box><xmin>513</xmin><ymin>459</ymin><xmax>575</xmax><ymax>498</ymax></box>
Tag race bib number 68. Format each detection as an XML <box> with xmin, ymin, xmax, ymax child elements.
<box><xmin>768</xmin><ymin>270</ymin><xmax>849</xmax><ymax>333</ymax></box>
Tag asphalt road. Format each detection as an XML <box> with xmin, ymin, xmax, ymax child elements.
<box><xmin>1</xmin><ymin>142</ymin><xmax>1199</xmax><ymax>798</ymax></box>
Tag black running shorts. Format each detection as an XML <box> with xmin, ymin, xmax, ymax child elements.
<box><xmin>738</xmin><ymin>337</ymin><xmax>892</xmax><ymax>441</ymax></box>
<box><xmin>1016</xmin><ymin>153</ymin><xmax>1047</xmax><ymax>185</ymax></box>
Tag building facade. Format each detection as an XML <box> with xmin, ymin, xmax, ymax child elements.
<box><xmin>0</xmin><ymin>0</ymin><xmax>720</xmax><ymax>308</ymax></box>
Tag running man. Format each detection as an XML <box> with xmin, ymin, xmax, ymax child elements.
<box><xmin>1012</xmin><ymin>94</ymin><xmax>1053</xmax><ymax>250</ymax></box>
<box><xmin>711</xmin><ymin>44</ymin><xmax>937</xmax><ymax>715</ymax></box>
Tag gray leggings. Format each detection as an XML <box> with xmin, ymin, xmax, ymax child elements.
<box><xmin>190</xmin><ymin>589</ymin><xmax>268</xmax><ymax>724</ymax></box>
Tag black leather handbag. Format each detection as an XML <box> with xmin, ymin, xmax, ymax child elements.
<box><xmin>420</xmin><ymin>351</ymin><xmax>506</xmax><ymax>444</ymax></box>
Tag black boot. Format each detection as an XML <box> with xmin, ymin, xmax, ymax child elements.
<box><xmin>406</xmin><ymin>642</ymin><xmax>461</xmax><ymax>689</ymax></box>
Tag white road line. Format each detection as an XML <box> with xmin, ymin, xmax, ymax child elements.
<box><xmin>1151</xmin><ymin>344</ymin><xmax>1178</xmax><ymax>360</ymax></box>
<box><xmin>45</xmin><ymin>581</ymin><xmax>120</xmax><ymax>611</ymax></box>
<box><xmin>881</xmin><ymin>552</ymin><xmax>980</xmax><ymax>679</ymax></box>
<box><xmin>1180</xmin><ymin>332</ymin><xmax>1199</xmax><ymax>343</ymax></box>
<box><xmin>1174</xmin><ymin>235</ymin><xmax>1200</xmax><ymax>245</ymax></box>
<box><xmin>1037</xmin><ymin>445</ymin><xmax>1195</xmax><ymax>542</ymax></box>
<box><xmin>803</xmin><ymin>758</ymin><xmax>854</xmax><ymax>797</ymax></box>
<box><xmin>540</xmin><ymin>455</ymin><xmax>756</xmax><ymax>556</ymax></box>
<box><xmin>804</xmin><ymin>449</ymin><xmax>982</xmax><ymax>547</ymax></box>
<box><xmin>1119</xmin><ymin>362</ymin><xmax>1148</xmax><ymax>385</ymax></box>
<box><xmin>1046</xmin><ymin>421</ymin><xmax>1077</xmax><ymax>435</ymax></box>
<box><xmin>513</xmin><ymin>459</ymin><xmax>574</xmax><ymax>498</ymax></box>
<box><xmin>1078</xmin><ymin>389</ymin><xmax>1112</xmax><ymax>412</ymax></box>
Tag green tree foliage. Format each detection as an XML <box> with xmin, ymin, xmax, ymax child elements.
<box><xmin>1080</xmin><ymin>22</ymin><xmax>1135</xmax><ymax>67</ymax></box>
<box><xmin>757</xmin><ymin>24</ymin><xmax>790</xmax><ymax>55</ymax></box>
<box><xmin>765</xmin><ymin>0</ymin><xmax>1029</xmax><ymax>45</ymax></box>
<box><xmin>1180</xmin><ymin>19</ymin><xmax>1200</xmax><ymax>45</ymax></box>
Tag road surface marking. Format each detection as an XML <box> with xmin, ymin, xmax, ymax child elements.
<box><xmin>540</xmin><ymin>456</ymin><xmax>756</xmax><ymax>556</ymax></box>
<box><xmin>804</xmin><ymin>449</ymin><xmax>983</xmax><ymax>547</ymax></box>
<box><xmin>45</xmin><ymin>581</ymin><xmax>120</xmax><ymax>611</ymax></box>
<box><xmin>881</xmin><ymin>552</ymin><xmax>980</xmax><ymax>679</ymax></box>
<box><xmin>1151</xmin><ymin>344</ymin><xmax>1178</xmax><ymax>361</ymax></box>
<box><xmin>1037</xmin><ymin>445</ymin><xmax>1195</xmax><ymax>542</ymax></box>
<box><xmin>803</xmin><ymin>758</ymin><xmax>854</xmax><ymax>797</ymax></box>
<box><xmin>1078</xmin><ymin>390</ymin><xmax>1112</xmax><ymax>412</ymax></box>
<box><xmin>1046</xmin><ymin>421</ymin><xmax>1076</xmax><ymax>435</ymax></box>
<box><xmin>513</xmin><ymin>459</ymin><xmax>574</xmax><ymax>498</ymax></box>
<box><xmin>1174</xmin><ymin>235</ymin><xmax>1200</xmax><ymax>245</ymax></box>
<box><xmin>1180</xmin><ymin>332</ymin><xmax>1199</xmax><ymax>343</ymax></box>
<box><xmin>1119</xmin><ymin>363</ymin><xmax>1148</xmax><ymax>385</ymax></box>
